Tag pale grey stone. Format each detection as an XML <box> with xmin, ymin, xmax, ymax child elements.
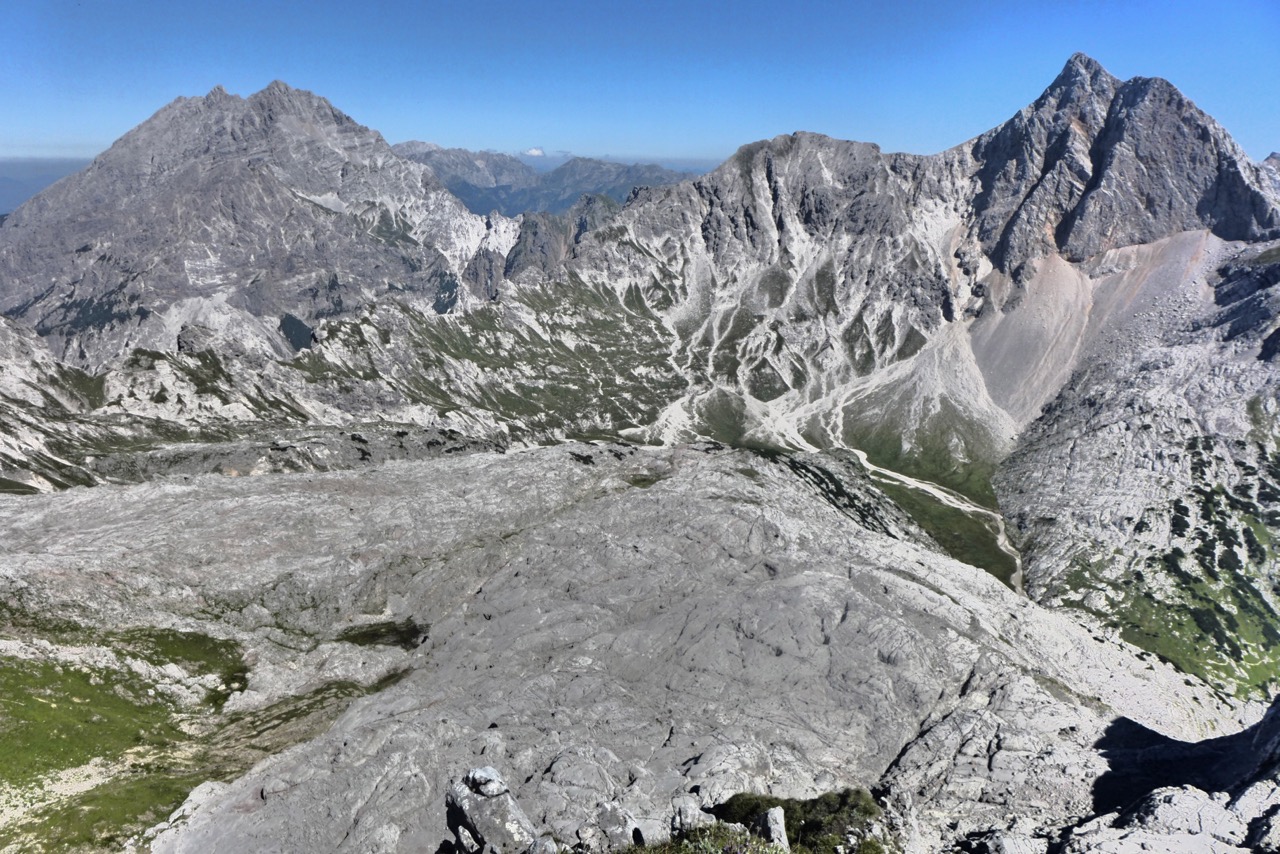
<box><xmin>448</xmin><ymin>767</ymin><xmax>537</xmax><ymax>854</ymax></box>
<box><xmin>757</xmin><ymin>806</ymin><xmax>789</xmax><ymax>852</ymax></box>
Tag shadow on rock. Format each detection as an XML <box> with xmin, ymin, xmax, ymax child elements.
<box><xmin>1092</xmin><ymin>695</ymin><xmax>1280</xmax><ymax>814</ymax></box>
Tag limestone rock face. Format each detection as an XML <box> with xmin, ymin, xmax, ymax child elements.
<box><xmin>0</xmin><ymin>442</ymin><xmax>1254</xmax><ymax>852</ymax></box>
<box><xmin>0</xmin><ymin>314</ymin><xmax>126</xmax><ymax>491</ymax></box>
<box><xmin>503</xmin><ymin>194</ymin><xmax>621</xmax><ymax>281</ymax></box>
<box><xmin>0</xmin><ymin>81</ymin><xmax>517</xmax><ymax>369</ymax></box>
<box><xmin>756</xmin><ymin>806</ymin><xmax>789</xmax><ymax>852</ymax></box>
<box><xmin>968</xmin><ymin>53</ymin><xmax>1279</xmax><ymax>272</ymax></box>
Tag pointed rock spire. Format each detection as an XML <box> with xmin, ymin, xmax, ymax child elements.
<box><xmin>967</xmin><ymin>52</ymin><xmax>1280</xmax><ymax>272</ymax></box>
<box><xmin>1037</xmin><ymin>52</ymin><xmax>1120</xmax><ymax>115</ymax></box>
<box><xmin>1057</xmin><ymin>52</ymin><xmax>1109</xmax><ymax>82</ymax></box>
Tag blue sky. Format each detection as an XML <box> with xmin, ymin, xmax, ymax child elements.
<box><xmin>3</xmin><ymin>0</ymin><xmax>1278</xmax><ymax>164</ymax></box>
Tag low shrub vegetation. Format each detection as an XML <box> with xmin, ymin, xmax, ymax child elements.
<box><xmin>641</xmin><ymin>789</ymin><xmax>887</xmax><ymax>854</ymax></box>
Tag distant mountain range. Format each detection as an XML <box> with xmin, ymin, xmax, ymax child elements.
<box><xmin>391</xmin><ymin>141</ymin><xmax>698</xmax><ymax>215</ymax></box>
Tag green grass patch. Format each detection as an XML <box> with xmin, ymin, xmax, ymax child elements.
<box><xmin>1253</xmin><ymin>245</ymin><xmax>1280</xmax><ymax>265</ymax></box>
<box><xmin>0</xmin><ymin>477</ymin><xmax>40</xmax><ymax>495</ymax></box>
<box><xmin>53</xmin><ymin>366</ymin><xmax>107</xmax><ymax>409</ymax></box>
<box><xmin>1113</xmin><ymin>560</ymin><xmax>1280</xmax><ymax>695</ymax></box>
<box><xmin>0</xmin><ymin>657</ymin><xmax>181</xmax><ymax>790</ymax></box>
<box><xmin>875</xmin><ymin>480</ymin><xmax>1018</xmax><ymax>588</ymax></box>
<box><xmin>5</xmin><ymin>768</ymin><xmax>209</xmax><ymax>852</ymax></box>
<box><xmin>335</xmin><ymin>618</ymin><xmax>427</xmax><ymax>651</ymax></box>
<box><xmin>299</xmin><ymin>279</ymin><xmax>686</xmax><ymax>444</ymax></box>
<box><xmin>841</xmin><ymin>399</ymin><xmax>1001</xmax><ymax>509</ymax></box>
<box><xmin>704</xmin><ymin>789</ymin><xmax>883</xmax><ymax>854</ymax></box>
<box><xmin>1058</xmin><ymin>512</ymin><xmax>1280</xmax><ymax>697</ymax></box>
<box><xmin>626</xmin><ymin>472</ymin><xmax>669</xmax><ymax>489</ymax></box>
<box><xmin>0</xmin><ymin>676</ymin><xmax>396</xmax><ymax>852</ymax></box>
<box><xmin>643</xmin><ymin>824</ymin><xmax>785</xmax><ymax>854</ymax></box>
<box><xmin>105</xmin><ymin>628</ymin><xmax>248</xmax><ymax>709</ymax></box>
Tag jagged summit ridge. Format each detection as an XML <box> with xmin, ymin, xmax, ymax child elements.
<box><xmin>0</xmin><ymin>80</ymin><xmax>516</xmax><ymax>368</ymax></box>
<box><xmin>965</xmin><ymin>53</ymin><xmax>1279</xmax><ymax>273</ymax></box>
<box><xmin>552</xmin><ymin>53</ymin><xmax>1280</xmax><ymax>495</ymax></box>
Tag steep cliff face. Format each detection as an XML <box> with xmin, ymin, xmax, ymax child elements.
<box><xmin>964</xmin><ymin>54</ymin><xmax>1279</xmax><ymax>273</ymax></box>
<box><xmin>0</xmin><ymin>82</ymin><xmax>517</xmax><ymax>370</ymax></box>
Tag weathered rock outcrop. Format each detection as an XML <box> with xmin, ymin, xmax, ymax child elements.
<box><xmin>0</xmin><ymin>442</ymin><xmax>1257</xmax><ymax>852</ymax></box>
<box><xmin>447</xmin><ymin>767</ymin><xmax>547</xmax><ymax>854</ymax></box>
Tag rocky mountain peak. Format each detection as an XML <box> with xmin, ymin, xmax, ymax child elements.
<box><xmin>0</xmin><ymin>77</ymin><xmax>510</xmax><ymax>368</ymax></box>
<box><xmin>246</xmin><ymin>79</ymin><xmax>357</xmax><ymax>130</ymax></box>
<box><xmin>262</xmin><ymin>79</ymin><xmax>296</xmax><ymax>96</ymax></box>
<box><xmin>967</xmin><ymin>53</ymin><xmax>1280</xmax><ymax>274</ymax></box>
<box><xmin>1042</xmin><ymin>51</ymin><xmax>1121</xmax><ymax>109</ymax></box>
<box><xmin>1060</xmin><ymin>51</ymin><xmax>1108</xmax><ymax>77</ymax></box>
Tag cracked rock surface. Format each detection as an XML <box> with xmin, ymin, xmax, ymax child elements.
<box><xmin>0</xmin><ymin>442</ymin><xmax>1255</xmax><ymax>852</ymax></box>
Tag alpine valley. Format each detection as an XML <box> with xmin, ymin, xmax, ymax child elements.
<box><xmin>3</xmin><ymin>54</ymin><xmax>1280</xmax><ymax>853</ymax></box>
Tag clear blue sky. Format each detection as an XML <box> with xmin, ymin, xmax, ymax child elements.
<box><xmin>3</xmin><ymin>0</ymin><xmax>1278</xmax><ymax>164</ymax></box>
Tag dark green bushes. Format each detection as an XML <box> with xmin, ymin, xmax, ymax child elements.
<box><xmin>708</xmin><ymin>788</ymin><xmax>882</xmax><ymax>854</ymax></box>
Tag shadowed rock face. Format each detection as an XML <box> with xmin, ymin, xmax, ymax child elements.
<box><xmin>503</xmin><ymin>194</ymin><xmax>622</xmax><ymax>280</ymax></box>
<box><xmin>1035</xmin><ymin>697</ymin><xmax>1280</xmax><ymax>852</ymax></box>
<box><xmin>969</xmin><ymin>53</ymin><xmax>1279</xmax><ymax>273</ymax></box>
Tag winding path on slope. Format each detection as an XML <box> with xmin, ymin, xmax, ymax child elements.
<box><xmin>845</xmin><ymin>448</ymin><xmax>1025</xmax><ymax>593</ymax></box>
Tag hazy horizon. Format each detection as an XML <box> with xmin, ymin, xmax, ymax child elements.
<box><xmin>0</xmin><ymin>147</ymin><xmax>723</xmax><ymax>214</ymax></box>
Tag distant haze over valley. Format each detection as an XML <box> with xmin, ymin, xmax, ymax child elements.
<box><xmin>0</xmin><ymin>158</ymin><xmax>91</xmax><ymax>215</ymax></box>
<box><xmin>0</xmin><ymin>146</ymin><xmax>715</xmax><ymax>217</ymax></box>
<box><xmin>391</xmin><ymin>142</ymin><xmax>702</xmax><ymax>216</ymax></box>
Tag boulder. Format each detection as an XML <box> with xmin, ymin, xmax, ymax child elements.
<box><xmin>447</xmin><ymin>767</ymin><xmax>540</xmax><ymax>854</ymax></box>
<box><xmin>754</xmin><ymin>806</ymin><xmax>789</xmax><ymax>852</ymax></box>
